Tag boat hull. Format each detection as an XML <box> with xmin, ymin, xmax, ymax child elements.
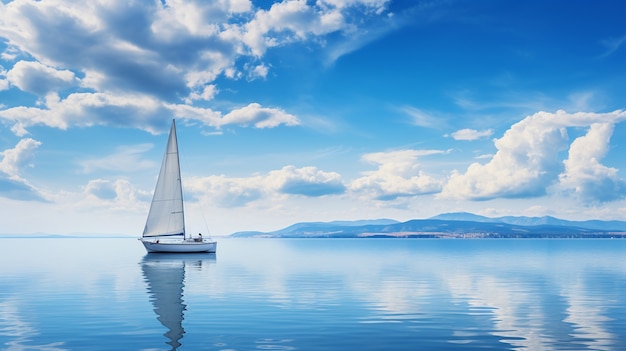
<box><xmin>140</xmin><ymin>239</ymin><xmax>217</xmax><ymax>253</ymax></box>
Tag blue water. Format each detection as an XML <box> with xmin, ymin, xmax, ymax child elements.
<box><xmin>0</xmin><ymin>238</ymin><xmax>624</xmax><ymax>351</ymax></box>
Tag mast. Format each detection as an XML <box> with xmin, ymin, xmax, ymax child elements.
<box><xmin>172</xmin><ymin>119</ymin><xmax>186</xmax><ymax>239</ymax></box>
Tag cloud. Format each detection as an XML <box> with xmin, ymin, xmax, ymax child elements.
<box><xmin>270</xmin><ymin>165</ymin><xmax>346</xmax><ymax>196</ymax></box>
<box><xmin>350</xmin><ymin>149</ymin><xmax>446</xmax><ymax>200</ymax></box>
<box><xmin>185</xmin><ymin>165</ymin><xmax>345</xmax><ymax>207</ymax></box>
<box><xmin>242</xmin><ymin>0</ymin><xmax>350</xmax><ymax>56</ymax></box>
<box><xmin>0</xmin><ymin>0</ymin><xmax>412</xmax><ymax>137</ymax></box>
<box><xmin>0</xmin><ymin>92</ymin><xmax>169</xmax><ymax>136</ymax></box>
<box><xmin>185</xmin><ymin>174</ymin><xmax>266</xmax><ymax>208</ymax></box>
<box><xmin>249</xmin><ymin>64</ymin><xmax>269</xmax><ymax>79</ymax></box>
<box><xmin>6</xmin><ymin>60</ymin><xmax>78</xmax><ymax>96</ymax></box>
<box><xmin>0</xmin><ymin>91</ymin><xmax>298</xmax><ymax>136</ymax></box>
<box><xmin>70</xmin><ymin>178</ymin><xmax>152</xmax><ymax>213</ymax></box>
<box><xmin>80</xmin><ymin>144</ymin><xmax>157</xmax><ymax>174</ymax></box>
<box><xmin>441</xmin><ymin>110</ymin><xmax>626</xmax><ymax>201</ymax></box>
<box><xmin>559</xmin><ymin>123</ymin><xmax>626</xmax><ymax>203</ymax></box>
<box><xmin>400</xmin><ymin>106</ymin><xmax>445</xmax><ymax>129</ymax></box>
<box><xmin>0</xmin><ymin>176</ymin><xmax>46</xmax><ymax>201</ymax></box>
<box><xmin>220</xmin><ymin>103</ymin><xmax>299</xmax><ymax>128</ymax></box>
<box><xmin>449</xmin><ymin>128</ymin><xmax>493</xmax><ymax>141</ymax></box>
<box><xmin>0</xmin><ymin>138</ymin><xmax>46</xmax><ymax>201</ymax></box>
<box><xmin>84</xmin><ymin>179</ymin><xmax>117</xmax><ymax>200</ymax></box>
<box><xmin>0</xmin><ymin>138</ymin><xmax>41</xmax><ymax>177</ymax></box>
<box><xmin>0</xmin><ymin>0</ymin><xmax>397</xmax><ymax>132</ymax></box>
<box><xmin>599</xmin><ymin>35</ymin><xmax>626</xmax><ymax>58</ymax></box>
<box><xmin>0</xmin><ymin>66</ymin><xmax>9</xmax><ymax>91</ymax></box>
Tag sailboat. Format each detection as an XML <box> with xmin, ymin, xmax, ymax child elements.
<box><xmin>140</xmin><ymin>119</ymin><xmax>217</xmax><ymax>253</ymax></box>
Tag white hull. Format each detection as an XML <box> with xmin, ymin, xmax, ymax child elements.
<box><xmin>141</xmin><ymin>239</ymin><xmax>217</xmax><ymax>253</ymax></box>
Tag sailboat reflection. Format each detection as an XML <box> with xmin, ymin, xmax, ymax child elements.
<box><xmin>141</xmin><ymin>253</ymin><xmax>216</xmax><ymax>350</ymax></box>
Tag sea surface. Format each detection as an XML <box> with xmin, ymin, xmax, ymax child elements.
<box><xmin>0</xmin><ymin>238</ymin><xmax>625</xmax><ymax>351</ymax></box>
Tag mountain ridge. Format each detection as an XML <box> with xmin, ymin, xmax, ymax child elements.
<box><xmin>430</xmin><ymin>212</ymin><xmax>626</xmax><ymax>231</ymax></box>
<box><xmin>230</xmin><ymin>212</ymin><xmax>626</xmax><ymax>238</ymax></box>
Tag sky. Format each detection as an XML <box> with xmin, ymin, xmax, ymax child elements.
<box><xmin>0</xmin><ymin>0</ymin><xmax>625</xmax><ymax>236</ymax></box>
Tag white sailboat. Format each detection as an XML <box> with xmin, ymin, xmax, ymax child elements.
<box><xmin>140</xmin><ymin>119</ymin><xmax>217</xmax><ymax>253</ymax></box>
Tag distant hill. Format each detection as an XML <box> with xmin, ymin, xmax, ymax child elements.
<box><xmin>430</xmin><ymin>212</ymin><xmax>626</xmax><ymax>231</ymax></box>
<box><xmin>231</xmin><ymin>219</ymin><xmax>399</xmax><ymax>238</ymax></box>
<box><xmin>230</xmin><ymin>213</ymin><xmax>626</xmax><ymax>238</ymax></box>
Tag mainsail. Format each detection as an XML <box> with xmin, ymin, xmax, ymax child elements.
<box><xmin>143</xmin><ymin>120</ymin><xmax>185</xmax><ymax>238</ymax></box>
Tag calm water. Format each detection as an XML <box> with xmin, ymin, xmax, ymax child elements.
<box><xmin>0</xmin><ymin>238</ymin><xmax>624</xmax><ymax>351</ymax></box>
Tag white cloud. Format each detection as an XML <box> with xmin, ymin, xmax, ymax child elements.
<box><xmin>350</xmin><ymin>149</ymin><xmax>446</xmax><ymax>200</ymax></box>
<box><xmin>269</xmin><ymin>165</ymin><xmax>346</xmax><ymax>197</ymax></box>
<box><xmin>187</xmin><ymin>84</ymin><xmax>218</xmax><ymax>102</ymax></box>
<box><xmin>0</xmin><ymin>138</ymin><xmax>46</xmax><ymax>201</ymax></box>
<box><xmin>0</xmin><ymin>1</ymin><xmax>217</xmax><ymax>107</ymax></box>
<box><xmin>185</xmin><ymin>165</ymin><xmax>346</xmax><ymax>208</ymax></box>
<box><xmin>243</xmin><ymin>0</ymin><xmax>345</xmax><ymax>56</ymax></box>
<box><xmin>0</xmin><ymin>0</ymin><xmax>401</xmax><ymax>135</ymax></box>
<box><xmin>80</xmin><ymin>178</ymin><xmax>150</xmax><ymax>211</ymax></box>
<box><xmin>220</xmin><ymin>103</ymin><xmax>299</xmax><ymax>128</ymax></box>
<box><xmin>600</xmin><ymin>34</ymin><xmax>626</xmax><ymax>58</ymax></box>
<box><xmin>241</xmin><ymin>0</ymin><xmax>396</xmax><ymax>59</ymax></box>
<box><xmin>80</xmin><ymin>144</ymin><xmax>157</xmax><ymax>174</ymax></box>
<box><xmin>449</xmin><ymin>128</ymin><xmax>493</xmax><ymax>141</ymax></box>
<box><xmin>250</xmin><ymin>64</ymin><xmax>269</xmax><ymax>79</ymax></box>
<box><xmin>0</xmin><ymin>66</ymin><xmax>8</xmax><ymax>91</ymax></box>
<box><xmin>6</xmin><ymin>60</ymin><xmax>78</xmax><ymax>96</ymax></box>
<box><xmin>185</xmin><ymin>174</ymin><xmax>267</xmax><ymax>208</ymax></box>
<box><xmin>320</xmin><ymin>0</ymin><xmax>389</xmax><ymax>13</ymax></box>
<box><xmin>0</xmin><ymin>90</ymin><xmax>300</xmax><ymax>136</ymax></box>
<box><xmin>441</xmin><ymin>110</ymin><xmax>626</xmax><ymax>201</ymax></box>
<box><xmin>401</xmin><ymin>106</ymin><xmax>444</xmax><ymax>128</ymax></box>
<box><xmin>0</xmin><ymin>0</ymin><xmax>394</xmax><ymax>100</ymax></box>
<box><xmin>0</xmin><ymin>92</ymin><xmax>167</xmax><ymax>135</ymax></box>
<box><xmin>559</xmin><ymin>123</ymin><xmax>626</xmax><ymax>203</ymax></box>
<box><xmin>0</xmin><ymin>138</ymin><xmax>42</xmax><ymax>177</ymax></box>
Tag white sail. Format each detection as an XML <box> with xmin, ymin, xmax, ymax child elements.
<box><xmin>143</xmin><ymin>120</ymin><xmax>185</xmax><ymax>238</ymax></box>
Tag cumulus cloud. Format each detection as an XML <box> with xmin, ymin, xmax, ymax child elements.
<box><xmin>0</xmin><ymin>66</ymin><xmax>8</xmax><ymax>91</ymax></box>
<box><xmin>220</xmin><ymin>103</ymin><xmax>299</xmax><ymax>128</ymax></box>
<box><xmin>269</xmin><ymin>165</ymin><xmax>345</xmax><ymax>196</ymax></box>
<box><xmin>0</xmin><ymin>138</ymin><xmax>46</xmax><ymax>201</ymax></box>
<box><xmin>449</xmin><ymin>128</ymin><xmax>493</xmax><ymax>141</ymax></box>
<box><xmin>242</xmin><ymin>0</ymin><xmax>349</xmax><ymax>56</ymax></box>
<box><xmin>0</xmin><ymin>138</ymin><xmax>42</xmax><ymax>177</ymax></box>
<box><xmin>0</xmin><ymin>92</ymin><xmax>168</xmax><ymax>136</ymax></box>
<box><xmin>350</xmin><ymin>149</ymin><xmax>446</xmax><ymax>200</ymax></box>
<box><xmin>0</xmin><ymin>176</ymin><xmax>46</xmax><ymax>201</ymax></box>
<box><xmin>185</xmin><ymin>165</ymin><xmax>345</xmax><ymax>207</ymax></box>
<box><xmin>559</xmin><ymin>123</ymin><xmax>626</xmax><ymax>203</ymax></box>
<box><xmin>0</xmin><ymin>0</ymin><xmax>397</xmax><ymax>134</ymax></box>
<box><xmin>80</xmin><ymin>178</ymin><xmax>151</xmax><ymax>211</ymax></box>
<box><xmin>0</xmin><ymin>91</ymin><xmax>299</xmax><ymax>136</ymax></box>
<box><xmin>185</xmin><ymin>174</ymin><xmax>267</xmax><ymax>208</ymax></box>
<box><xmin>7</xmin><ymin>61</ymin><xmax>78</xmax><ymax>96</ymax></box>
<box><xmin>441</xmin><ymin>110</ymin><xmax>626</xmax><ymax>201</ymax></box>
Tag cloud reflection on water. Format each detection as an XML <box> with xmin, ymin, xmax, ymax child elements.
<box><xmin>0</xmin><ymin>238</ymin><xmax>624</xmax><ymax>350</ymax></box>
<box><xmin>201</xmin><ymin>239</ymin><xmax>625</xmax><ymax>350</ymax></box>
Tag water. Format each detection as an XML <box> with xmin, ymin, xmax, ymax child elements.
<box><xmin>0</xmin><ymin>238</ymin><xmax>624</xmax><ymax>351</ymax></box>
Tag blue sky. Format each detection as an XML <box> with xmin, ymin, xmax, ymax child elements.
<box><xmin>0</xmin><ymin>0</ymin><xmax>625</xmax><ymax>236</ymax></box>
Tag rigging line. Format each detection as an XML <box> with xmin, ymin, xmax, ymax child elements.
<box><xmin>200</xmin><ymin>203</ymin><xmax>213</xmax><ymax>240</ymax></box>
